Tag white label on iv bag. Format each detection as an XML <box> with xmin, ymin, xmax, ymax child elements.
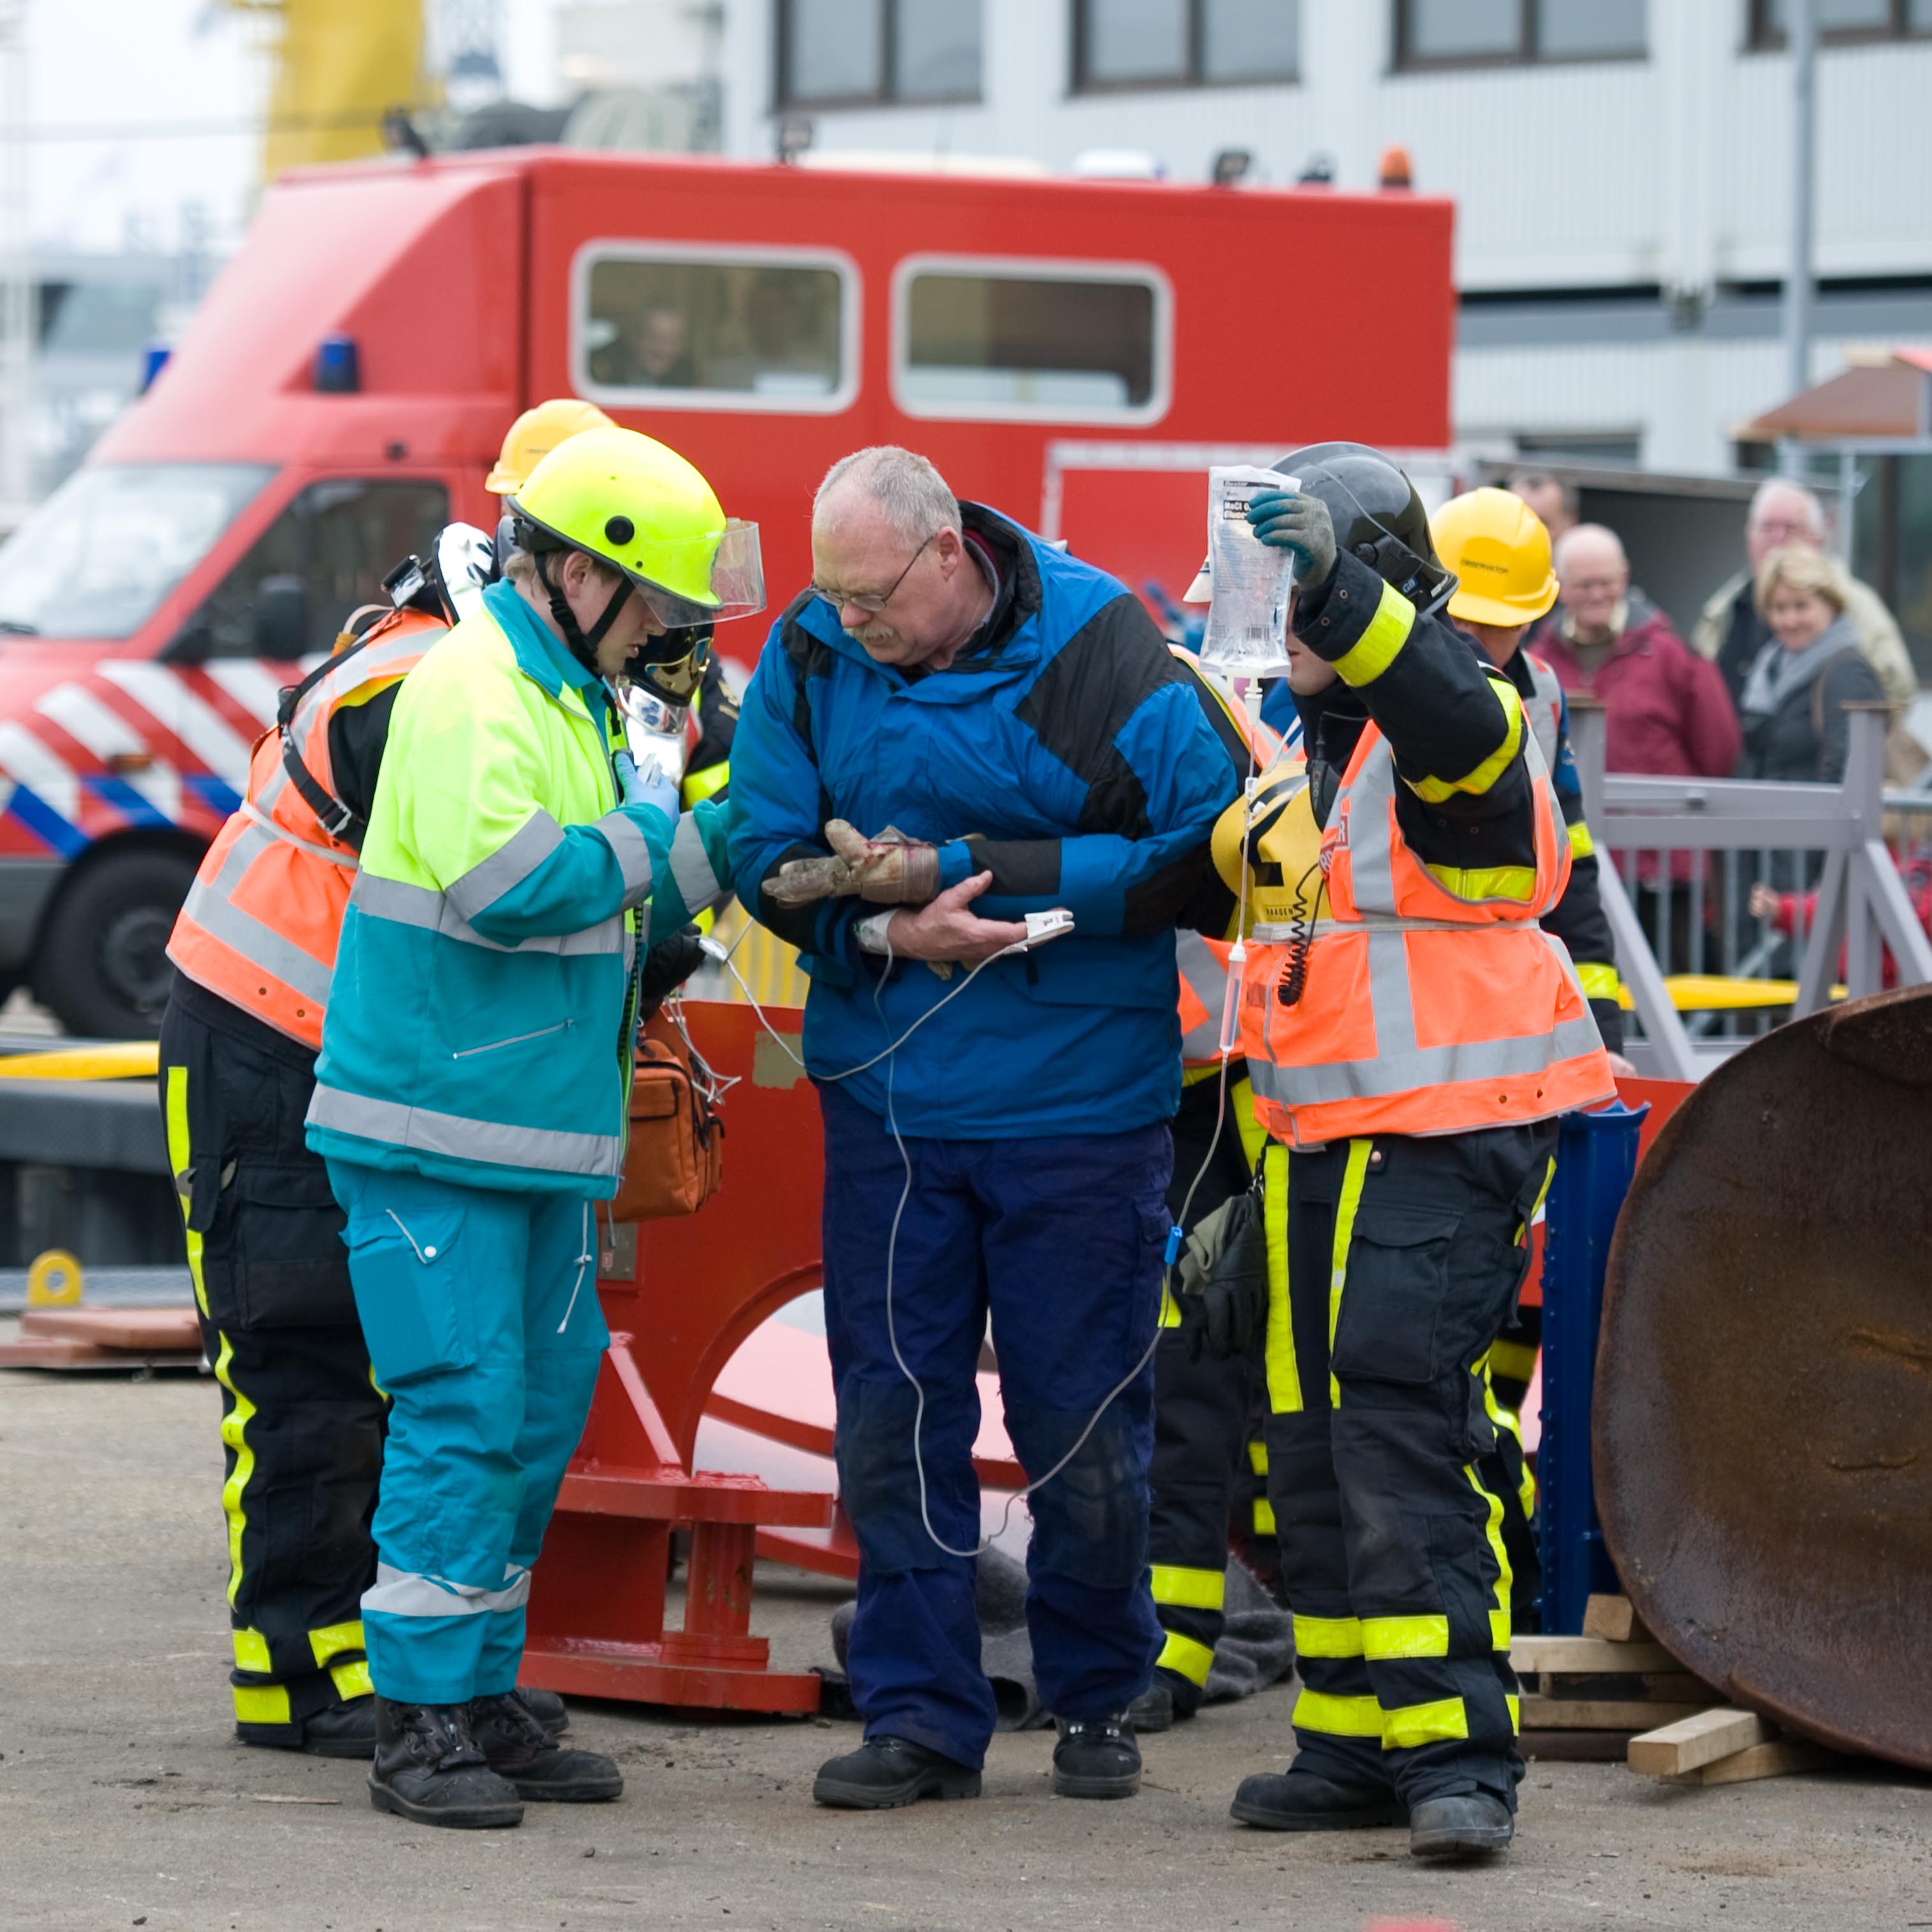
<box><xmin>1199</xmin><ymin>466</ymin><xmax>1299</xmax><ymax>677</ymax></box>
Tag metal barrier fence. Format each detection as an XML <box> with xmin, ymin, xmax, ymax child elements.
<box><xmin>1568</xmin><ymin>697</ymin><xmax>1932</xmax><ymax>1079</ymax></box>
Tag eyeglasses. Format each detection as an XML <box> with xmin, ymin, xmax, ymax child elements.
<box><xmin>810</xmin><ymin>532</ymin><xmax>934</xmax><ymax>616</ymax></box>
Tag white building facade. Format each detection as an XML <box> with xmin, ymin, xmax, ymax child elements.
<box><xmin>711</xmin><ymin>0</ymin><xmax>1932</xmax><ymax>478</ymax></box>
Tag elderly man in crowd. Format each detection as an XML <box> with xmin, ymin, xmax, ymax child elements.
<box><xmin>1536</xmin><ymin>523</ymin><xmax>1739</xmax><ymax>968</ymax></box>
<box><xmin>1691</xmin><ymin>478</ymin><xmax>1915</xmax><ymax>719</ymax></box>
<box><xmin>728</xmin><ymin>446</ymin><xmax>1235</xmax><ymax>1813</ymax></box>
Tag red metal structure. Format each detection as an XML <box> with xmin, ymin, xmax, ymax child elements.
<box><xmin>0</xmin><ymin>150</ymin><xmax>1453</xmax><ymax>1035</ymax></box>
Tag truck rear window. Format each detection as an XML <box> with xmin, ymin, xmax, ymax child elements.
<box><xmin>576</xmin><ymin>246</ymin><xmax>856</xmax><ymax>412</ymax></box>
<box><xmin>0</xmin><ymin>463</ymin><xmax>274</xmax><ymax>641</ymax></box>
<box><xmin>894</xmin><ymin>259</ymin><xmax>1169</xmax><ymax>423</ymax></box>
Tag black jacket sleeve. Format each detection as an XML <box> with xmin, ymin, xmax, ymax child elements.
<box><xmin>325</xmin><ymin>684</ymin><xmax>402</xmax><ymax>828</ymax></box>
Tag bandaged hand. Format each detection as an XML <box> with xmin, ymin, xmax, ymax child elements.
<box><xmin>766</xmin><ymin>820</ymin><xmax>941</xmax><ymax>907</ymax></box>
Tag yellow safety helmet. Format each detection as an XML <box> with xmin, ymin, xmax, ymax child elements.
<box><xmin>510</xmin><ymin>425</ymin><xmax>765</xmax><ymax>628</ymax></box>
<box><xmin>487</xmin><ymin>398</ymin><xmax>616</xmax><ymax>494</ymax></box>
<box><xmin>1430</xmin><ymin>487</ymin><xmax>1559</xmax><ymax>629</ymax></box>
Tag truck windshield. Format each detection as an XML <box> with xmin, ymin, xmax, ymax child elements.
<box><xmin>0</xmin><ymin>462</ymin><xmax>275</xmax><ymax>640</ymax></box>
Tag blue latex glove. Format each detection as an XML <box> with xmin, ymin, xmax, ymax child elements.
<box><xmin>615</xmin><ymin>750</ymin><xmax>679</xmax><ymax>823</ymax></box>
<box><xmin>1245</xmin><ymin>488</ymin><xmax>1337</xmax><ymax>585</ymax></box>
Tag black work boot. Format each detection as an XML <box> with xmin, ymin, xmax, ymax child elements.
<box><xmin>515</xmin><ymin>1683</ymin><xmax>569</xmax><ymax>1738</ymax></box>
<box><xmin>1409</xmin><ymin>1791</ymin><xmax>1514</xmax><ymax>1859</ymax></box>
<box><xmin>1231</xmin><ymin>1768</ymin><xmax>1403</xmax><ymax>1831</ymax></box>
<box><xmin>468</xmin><ymin>1691</ymin><xmax>622</xmax><ymax>1803</ymax></box>
<box><xmin>812</xmin><ymin>1736</ymin><xmax>982</xmax><ymax>1809</ymax></box>
<box><xmin>1051</xmin><ymin>1714</ymin><xmax>1140</xmax><ymax>1798</ymax></box>
<box><xmin>1126</xmin><ymin>1669</ymin><xmax>1198</xmax><ymax>1735</ymax></box>
<box><xmin>296</xmin><ymin>1695</ymin><xmax>377</xmax><ymax>1758</ymax></box>
<box><xmin>368</xmin><ymin>1697</ymin><xmax>523</xmax><ymax>1829</ymax></box>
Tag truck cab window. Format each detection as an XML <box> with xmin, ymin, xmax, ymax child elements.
<box><xmin>895</xmin><ymin>262</ymin><xmax>1167</xmax><ymax>422</ymax></box>
<box><xmin>578</xmin><ymin>249</ymin><xmax>854</xmax><ymax>411</ymax></box>
<box><xmin>175</xmin><ymin>478</ymin><xmax>448</xmax><ymax>661</ymax></box>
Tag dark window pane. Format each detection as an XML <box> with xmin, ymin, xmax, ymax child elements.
<box><xmin>1407</xmin><ymin>0</ymin><xmax>1520</xmax><ymax>59</ymax></box>
<box><xmin>1911</xmin><ymin>0</ymin><xmax>1932</xmax><ymax>29</ymax></box>
<box><xmin>189</xmin><ymin>479</ymin><xmax>448</xmax><ymax>659</ymax></box>
<box><xmin>1761</xmin><ymin>0</ymin><xmax>1891</xmax><ymax>27</ymax></box>
<box><xmin>1203</xmin><ymin>0</ymin><xmax>1299</xmax><ymax>78</ymax></box>
<box><xmin>786</xmin><ymin>0</ymin><xmax>883</xmax><ymax>101</ymax></box>
<box><xmin>904</xmin><ymin>272</ymin><xmax>1157</xmax><ymax>413</ymax></box>
<box><xmin>585</xmin><ymin>256</ymin><xmax>845</xmax><ymax>400</ymax></box>
<box><xmin>1538</xmin><ymin>0</ymin><xmax>1644</xmax><ymax>55</ymax></box>
<box><xmin>1083</xmin><ymin>0</ymin><xmax>1189</xmax><ymax>82</ymax></box>
<box><xmin>896</xmin><ymin>0</ymin><xmax>982</xmax><ymax>97</ymax></box>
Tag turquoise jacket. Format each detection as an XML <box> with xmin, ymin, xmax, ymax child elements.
<box><xmin>307</xmin><ymin>581</ymin><xmax>731</xmax><ymax>1196</ymax></box>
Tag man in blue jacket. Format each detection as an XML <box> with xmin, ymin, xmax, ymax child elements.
<box><xmin>729</xmin><ymin>445</ymin><xmax>1236</xmax><ymax>1810</ymax></box>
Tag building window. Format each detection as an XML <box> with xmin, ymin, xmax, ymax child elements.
<box><xmin>574</xmin><ymin>244</ymin><xmax>859</xmax><ymax>416</ymax></box>
<box><xmin>1749</xmin><ymin>0</ymin><xmax>1932</xmax><ymax>45</ymax></box>
<box><xmin>1393</xmin><ymin>0</ymin><xmax>1646</xmax><ymax>68</ymax></box>
<box><xmin>1072</xmin><ymin>0</ymin><xmax>1299</xmax><ymax>90</ymax></box>
<box><xmin>892</xmin><ymin>257</ymin><xmax>1171</xmax><ymax>425</ymax></box>
<box><xmin>777</xmin><ymin>0</ymin><xmax>982</xmax><ymax>107</ymax></box>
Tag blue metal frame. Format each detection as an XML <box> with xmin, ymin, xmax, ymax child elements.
<box><xmin>1537</xmin><ymin>1101</ymin><xmax>1648</xmax><ymax>1634</ymax></box>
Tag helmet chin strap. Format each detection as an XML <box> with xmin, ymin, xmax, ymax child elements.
<box><xmin>536</xmin><ymin>550</ymin><xmax>634</xmax><ymax>675</ymax></box>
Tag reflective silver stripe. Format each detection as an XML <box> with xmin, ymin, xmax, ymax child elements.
<box><xmin>173</xmin><ymin>825</ymin><xmax>336</xmax><ymax>1005</ymax></box>
<box><xmin>1308</xmin><ymin>914</ymin><xmax>1541</xmax><ymax>936</ymax></box>
<box><xmin>362</xmin><ymin>1562</ymin><xmax>531</xmax><ymax>1620</ymax></box>
<box><xmin>594</xmin><ymin>809</ymin><xmax>654</xmax><ymax>909</ymax></box>
<box><xmin>446</xmin><ymin>810</ymin><xmax>566</xmax><ymax>921</ymax></box>
<box><xmin>666</xmin><ymin>809</ymin><xmax>726</xmax><ymax>915</ymax></box>
<box><xmin>1526</xmin><ymin>656</ymin><xmax>1563</xmax><ymax>775</ymax></box>
<box><xmin>1175</xmin><ymin>929</ymin><xmax>1229</xmax><ymax>1062</ymax></box>
<box><xmin>240</xmin><ymin>800</ymin><xmax>355</xmax><ymax>867</ymax></box>
<box><xmin>307</xmin><ymin>1083</ymin><xmax>624</xmax><ymax>1177</ymax></box>
<box><xmin>351</xmin><ymin>870</ymin><xmax>625</xmax><ymax>956</ymax></box>
<box><xmin>1254</xmin><ymin>1011</ymin><xmax>1610</xmax><ymax>1106</ymax></box>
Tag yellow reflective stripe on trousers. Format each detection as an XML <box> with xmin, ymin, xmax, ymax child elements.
<box><xmin>1465</xmin><ymin>1464</ymin><xmax>1513</xmax><ymax>1627</ymax></box>
<box><xmin>1328</xmin><ymin>1139</ymin><xmax>1373</xmax><ymax>1407</ymax></box>
<box><xmin>1261</xmin><ymin>1145</ymin><xmax>1299</xmax><ymax>1413</ymax></box>
<box><xmin>1247</xmin><ymin>1438</ymin><xmax>1268</xmax><ymax>1475</ymax></box>
<box><xmin>1157</xmin><ymin>1282</ymin><xmax>1182</xmax><ymax>1328</ymax></box>
<box><xmin>1331</xmin><ymin>578</ymin><xmax>1416</xmax><ymax>687</ymax></box>
<box><xmin>1292</xmin><ymin>1614</ymin><xmax>1365</xmax><ymax>1658</ymax></box>
<box><xmin>1489</xmin><ymin>1337</ymin><xmax>1539</xmax><ymax>1384</ymax></box>
<box><xmin>1362</xmin><ymin>1614</ymin><xmax>1450</xmax><ymax>1660</ymax></box>
<box><xmin>214</xmin><ymin>1331</ymin><xmax>258</xmax><ymax>1609</ymax></box>
<box><xmin>1507</xmin><ymin>1691</ymin><xmax>1521</xmax><ymax>1734</ymax></box>
<box><xmin>1293</xmin><ymin>1689</ymin><xmax>1386</xmax><ymax>1739</ymax></box>
<box><xmin>331</xmin><ymin>1658</ymin><xmax>373</xmax><ymax>1701</ymax></box>
<box><xmin>233</xmin><ymin>1627</ymin><xmax>272</xmax><ymax>1673</ymax></box>
<box><xmin>1576</xmin><ymin>958</ymin><xmax>1620</xmax><ymax>1001</ymax></box>
<box><xmin>1253</xmin><ymin>1498</ymin><xmax>1277</xmax><ymax>1534</ymax></box>
<box><xmin>1157</xmin><ymin>1629</ymin><xmax>1216</xmax><ymax>1687</ymax></box>
<box><xmin>309</xmin><ymin>1620</ymin><xmax>365</xmax><ymax>1668</ymax></box>
<box><xmin>163</xmin><ymin>1065</ymin><xmax>209</xmax><ymax>1317</ymax></box>
<box><xmin>1150</xmin><ymin>1564</ymin><xmax>1226</xmax><ymax>1611</ymax></box>
<box><xmin>1491</xmin><ymin>1608</ymin><xmax>1512</xmax><ymax>1651</ymax></box>
<box><xmin>233</xmin><ymin>1683</ymin><xmax>292</xmax><ymax>1726</ymax></box>
<box><xmin>1382</xmin><ymin>1697</ymin><xmax>1470</xmax><ymax>1750</ymax></box>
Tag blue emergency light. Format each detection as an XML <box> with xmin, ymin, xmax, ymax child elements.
<box><xmin>139</xmin><ymin>341</ymin><xmax>171</xmax><ymax>392</ymax></box>
<box><xmin>313</xmin><ymin>333</ymin><xmax>360</xmax><ymax>393</ymax></box>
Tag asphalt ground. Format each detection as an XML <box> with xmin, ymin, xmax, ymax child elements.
<box><xmin>4</xmin><ymin>1347</ymin><xmax>1931</xmax><ymax>1932</ymax></box>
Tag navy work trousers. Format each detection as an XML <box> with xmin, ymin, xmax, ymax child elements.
<box><xmin>818</xmin><ymin>1081</ymin><xmax>1172</xmax><ymax>1771</ymax></box>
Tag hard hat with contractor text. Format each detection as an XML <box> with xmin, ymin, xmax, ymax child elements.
<box><xmin>1431</xmin><ymin>487</ymin><xmax>1560</xmax><ymax>628</ymax></box>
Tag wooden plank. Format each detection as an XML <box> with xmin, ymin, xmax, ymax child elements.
<box><xmin>19</xmin><ymin>1308</ymin><xmax>201</xmax><ymax>1350</ymax></box>
<box><xmin>1627</xmin><ymin>1708</ymin><xmax>1772</xmax><ymax>1777</ymax></box>
<box><xmin>1539</xmin><ymin>1671</ymin><xmax>1719</xmax><ymax>1703</ymax></box>
<box><xmin>1512</xmin><ymin>1635</ymin><xmax>1676</xmax><ymax>1675</ymax></box>
<box><xmin>1669</xmin><ymin>1739</ymin><xmax>1837</xmax><ymax>1787</ymax></box>
<box><xmin>1523</xmin><ymin>1697</ymin><xmax>1708</xmax><ymax>1732</ymax></box>
<box><xmin>1583</xmin><ymin>1594</ymin><xmax>1651</xmax><ymax>1644</ymax></box>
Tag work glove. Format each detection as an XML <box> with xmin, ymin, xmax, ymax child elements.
<box><xmin>615</xmin><ymin>749</ymin><xmax>680</xmax><ymax>824</ymax></box>
<box><xmin>1246</xmin><ymin>489</ymin><xmax>1337</xmax><ymax>585</ymax></box>
<box><xmin>1173</xmin><ymin>1188</ymin><xmax>1269</xmax><ymax>1363</ymax></box>
<box><xmin>765</xmin><ymin>821</ymin><xmax>941</xmax><ymax>907</ymax></box>
<box><xmin>637</xmin><ymin>923</ymin><xmax>706</xmax><ymax>1021</ymax></box>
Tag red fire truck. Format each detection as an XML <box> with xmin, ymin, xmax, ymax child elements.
<box><xmin>0</xmin><ymin>149</ymin><xmax>1452</xmax><ymax>1037</ymax></box>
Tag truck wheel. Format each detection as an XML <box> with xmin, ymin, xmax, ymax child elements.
<box><xmin>33</xmin><ymin>848</ymin><xmax>200</xmax><ymax>1039</ymax></box>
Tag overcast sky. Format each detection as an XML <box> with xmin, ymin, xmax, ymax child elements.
<box><xmin>25</xmin><ymin>0</ymin><xmax>564</xmax><ymax>257</ymax></box>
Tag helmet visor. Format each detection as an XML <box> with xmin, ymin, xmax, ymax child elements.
<box><xmin>624</xmin><ymin>518</ymin><xmax>766</xmax><ymax>628</ymax></box>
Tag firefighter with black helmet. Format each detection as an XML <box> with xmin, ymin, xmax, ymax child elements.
<box><xmin>1194</xmin><ymin>444</ymin><xmax>1614</xmax><ymax>1859</ymax></box>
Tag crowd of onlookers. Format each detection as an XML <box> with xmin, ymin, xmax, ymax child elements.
<box><xmin>1503</xmin><ymin>469</ymin><xmax>1930</xmax><ymax>972</ymax></box>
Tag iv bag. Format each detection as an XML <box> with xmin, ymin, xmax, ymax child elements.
<box><xmin>1199</xmin><ymin>466</ymin><xmax>1299</xmax><ymax>676</ymax></box>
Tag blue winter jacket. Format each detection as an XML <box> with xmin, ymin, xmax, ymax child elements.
<box><xmin>728</xmin><ymin>505</ymin><xmax>1236</xmax><ymax>1139</ymax></box>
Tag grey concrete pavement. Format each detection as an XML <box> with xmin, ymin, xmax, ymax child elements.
<box><xmin>4</xmin><ymin>1349</ymin><xmax>1931</xmax><ymax>1932</ymax></box>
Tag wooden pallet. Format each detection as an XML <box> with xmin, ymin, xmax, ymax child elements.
<box><xmin>1512</xmin><ymin>1602</ymin><xmax>1722</xmax><ymax>1744</ymax></box>
<box><xmin>0</xmin><ymin>1306</ymin><xmax>202</xmax><ymax>1370</ymax></box>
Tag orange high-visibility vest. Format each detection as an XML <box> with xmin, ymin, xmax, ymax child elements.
<box><xmin>1241</xmin><ymin>706</ymin><xmax>1613</xmax><ymax>1147</ymax></box>
<box><xmin>166</xmin><ymin>610</ymin><xmax>442</xmax><ymax>1050</ymax></box>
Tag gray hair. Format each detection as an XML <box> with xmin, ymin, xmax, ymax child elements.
<box><xmin>1553</xmin><ymin>522</ymin><xmax>1627</xmax><ymax>575</ymax></box>
<box><xmin>814</xmin><ymin>446</ymin><xmax>962</xmax><ymax>545</ymax></box>
<box><xmin>1747</xmin><ymin>476</ymin><xmax>1826</xmax><ymax>538</ymax></box>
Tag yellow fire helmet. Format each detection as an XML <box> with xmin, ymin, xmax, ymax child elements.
<box><xmin>486</xmin><ymin>397</ymin><xmax>617</xmax><ymax>495</ymax></box>
<box><xmin>509</xmin><ymin>425</ymin><xmax>765</xmax><ymax>629</ymax></box>
<box><xmin>1430</xmin><ymin>487</ymin><xmax>1560</xmax><ymax>629</ymax></box>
